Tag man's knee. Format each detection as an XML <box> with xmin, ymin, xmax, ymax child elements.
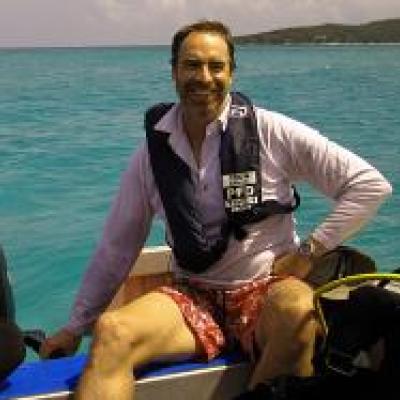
<box><xmin>270</xmin><ymin>277</ymin><xmax>312</xmax><ymax>307</ymax></box>
<box><xmin>258</xmin><ymin>279</ymin><xmax>316</xmax><ymax>345</ymax></box>
<box><xmin>277</xmin><ymin>302</ymin><xmax>315</xmax><ymax>348</ymax></box>
<box><xmin>91</xmin><ymin>303</ymin><xmax>180</xmax><ymax>364</ymax></box>
<box><xmin>92</xmin><ymin>311</ymin><xmax>135</xmax><ymax>358</ymax></box>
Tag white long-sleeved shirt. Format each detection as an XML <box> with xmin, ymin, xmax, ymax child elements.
<box><xmin>65</xmin><ymin>100</ymin><xmax>392</xmax><ymax>335</ymax></box>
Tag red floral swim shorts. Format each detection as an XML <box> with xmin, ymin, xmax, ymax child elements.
<box><xmin>157</xmin><ymin>276</ymin><xmax>285</xmax><ymax>360</ymax></box>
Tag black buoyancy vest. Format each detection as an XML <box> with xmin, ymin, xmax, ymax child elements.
<box><xmin>145</xmin><ymin>92</ymin><xmax>300</xmax><ymax>273</ymax></box>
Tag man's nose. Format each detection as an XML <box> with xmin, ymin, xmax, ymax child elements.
<box><xmin>198</xmin><ymin>64</ymin><xmax>213</xmax><ymax>83</ymax></box>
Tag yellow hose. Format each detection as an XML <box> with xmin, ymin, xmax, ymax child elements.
<box><xmin>314</xmin><ymin>273</ymin><xmax>400</xmax><ymax>337</ymax></box>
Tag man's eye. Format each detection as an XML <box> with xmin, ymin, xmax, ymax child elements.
<box><xmin>181</xmin><ymin>60</ymin><xmax>227</xmax><ymax>72</ymax></box>
<box><xmin>183</xmin><ymin>60</ymin><xmax>202</xmax><ymax>69</ymax></box>
<box><xmin>209</xmin><ymin>61</ymin><xmax>225</xmax><ymax>71</ymax></box>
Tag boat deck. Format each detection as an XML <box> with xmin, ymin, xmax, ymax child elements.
<box><xmin>0</xmin><ymin>247</ymin><xmax>252</xmax><ymax>399</ymax></box>
<box><xmin>0</xmin><ymin>352</ymin><xmax>251</xmax><ymax>399</ymax></box>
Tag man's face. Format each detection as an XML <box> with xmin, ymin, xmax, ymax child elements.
<box><xmin>173</xmin><ymin>31</ymin><xmax>233</xmax><ymax>123</ymax></box>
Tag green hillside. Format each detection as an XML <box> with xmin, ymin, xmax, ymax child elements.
<box><xmin>235</xmin><ymin>18</ymin><xmax>400</xmax><ymax>44</ymax></box>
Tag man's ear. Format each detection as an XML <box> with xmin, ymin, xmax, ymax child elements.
<box><xmin>171</xmin><ymin>65</ymin><xmax>177</xmax><ymax>82</ymax></box>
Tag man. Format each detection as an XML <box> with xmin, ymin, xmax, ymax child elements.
<box><xmin>40</xmin><ymin>20</ymin><xmax>392</xmax><ymax>399</ymax></box>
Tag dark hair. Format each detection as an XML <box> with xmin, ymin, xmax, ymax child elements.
<box><xmin>171</xmin><ymin>20</ymin><xmax>236</xmax><ymax>71</ymax></box>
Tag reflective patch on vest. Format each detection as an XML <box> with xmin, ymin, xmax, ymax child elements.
<box><xmin>229</xmin><ymin>105</ymin><xmax>248</xmax><ymax>118</ymax></box>
<box><xmin>223</xmin><ymin>171</ymin><xmax>258</xmax><ymax>212</ymax></box>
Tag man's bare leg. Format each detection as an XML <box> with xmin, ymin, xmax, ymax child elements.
<box><xmin>249</xmin><ymin>278</ymin><xmax>317</xmax><ymax>388</ymax></box>
<box><xmin>74</xmin><ymin>291</ymin><xmax>199</xmax><ymax>400</ymax></box>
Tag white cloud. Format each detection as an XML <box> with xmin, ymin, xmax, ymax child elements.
<box><xmin>90</xmin><ymin>0</ymin><xmax>400</xmax><ymax>38</ymax></box>
<box><xmin>0</xmin><ymin>0</ymin><xmax>399</xmax><ymax>47</ymax></box>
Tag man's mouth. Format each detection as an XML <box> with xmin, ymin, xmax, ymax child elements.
<box><xmin>185</xmin><ymin>86</ymin><xmax>219</xmax><ymax>99</ymax></box>
<box><xmin>190</xmin><ymin>89</ymin><xmax>212</xmax><ymax>95</ymax></box>
<box><xmin>188</xmin><ymin>88</ymin><xmax>214</xmax><ymax>95</ymax></box>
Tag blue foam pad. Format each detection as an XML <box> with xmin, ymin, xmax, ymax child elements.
<box><xmin>0</xmin><ymin>355</ymin><xmax>86</xmax><ymax>399</ymax></box>
<box><xmin>0</xmin><ymin>352</ymin><xmax>247</xmax><ymax>399</ymax></box>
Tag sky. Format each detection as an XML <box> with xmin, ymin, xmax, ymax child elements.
<box><xmin>1</xmin><ymin>0</ymin><xmax>400</xmax><ymax>48</ymax></box>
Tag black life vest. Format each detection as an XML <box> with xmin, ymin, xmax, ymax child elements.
<box><xmin>145</xmin><ymin>92</ymin><xmax>300</xmax><ymax>273</ymax></box>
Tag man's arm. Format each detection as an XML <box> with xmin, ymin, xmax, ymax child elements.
<box><xmin>40</xmin><ymin>147</ymin><xmax>153</xmax><ymax>357</ymax></box>
<box><xmin>293</xmin><ymin>132</ymin><xmax>391</xmax><ymax>250</ymax></box>
<box><xmin>68</xmin><ymin>148</ymin><xmax>153</xmax><ymax>335</ymax></box>
<box><xmin>263</xmin><ymin>110</ymin><xmax>392</xmax><ymax>276</ymax></box>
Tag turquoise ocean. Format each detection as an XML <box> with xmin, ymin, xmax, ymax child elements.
<box><xmin>1</xmin><ymin>45</ymin><xmax>399</xmax><ymax>357</ymax></box>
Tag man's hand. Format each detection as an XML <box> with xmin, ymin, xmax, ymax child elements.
<box><xmin>273</xmin><ymin>237</ymin><xmax>329</xmax><ymax>280</ymax></box>
<box><xmin>272</xmin><ymin>252</ymin><xmax>313</xmax><ymax>280</ymax></box>
<box><xmin>39</xmin><ymin>328</ymin><xmax>82</xmax><ymax>359</ymax></box>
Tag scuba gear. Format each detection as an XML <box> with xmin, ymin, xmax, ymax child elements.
<box><xmin>0</xmin><ymin>245</ymin><xmax>25</xmax><ymax>381</ymax></box>
<box><xmin>0</xmin><ymin>245</ymin><xmax>60</xmax><ymax>383</ymax></box>
<box><xmin>234</xmin><ymin>248</ymin><xmax>400</xmax><ymax>399</ymax></box>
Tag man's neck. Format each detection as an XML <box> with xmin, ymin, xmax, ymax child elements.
<box><xmin>182</xmin><ymin>110</ymin><xmax>208</xmax><ymax>166</ymax></box>
<box><xmin>180</xmin><ymin>97</ymin><xmax>228</xmax><ymax>165</ymax></box>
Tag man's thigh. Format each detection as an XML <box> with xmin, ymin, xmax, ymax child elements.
<box><xmin>101</xmin><ymin>291</ymin><xmax>200</xmax><ymax>366</ymax></box>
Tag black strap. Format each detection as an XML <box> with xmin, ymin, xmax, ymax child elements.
<box><xmin>146</xmin><ymin>104</ymin><xmax>228</xmax><ymax>273</ymax></box>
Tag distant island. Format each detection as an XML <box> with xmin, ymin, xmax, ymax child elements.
<box><xmin>234</xmin><ymin>18</ymin><xmax>400</xmax><ymax>44</ymax></box>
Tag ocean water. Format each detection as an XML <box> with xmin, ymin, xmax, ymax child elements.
<box><xmin>1</xmin><ymin>45</ymin><xmax>399</xmax><ymax>356</ymax></box>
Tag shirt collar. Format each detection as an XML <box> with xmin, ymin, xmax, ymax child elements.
<box><xmin>154</xmin><ymin>94</ymin><xmax>231</xmax><ymax>138</ymax></box>
<box><xmin>218</xmin><ymin>94</ymin><xmax>231</xmax><ymax>132</ymax></box>
<box><xmin>153</xmin><ymin>95</ymin><xmax>231</xmax><ymax>168</ymax></box>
